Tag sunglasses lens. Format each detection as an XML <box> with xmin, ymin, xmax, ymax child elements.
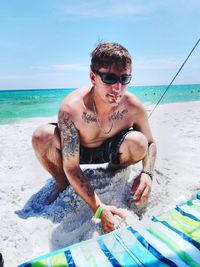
<box><xmin>120</xmin><ymin>75</ymin><xmax>132</xmax><ymax>85</ymax></box>
<box><xmin>96</xmin><ymin>71</ymin><xmax>132</xmax><ymax>85</ymax></box>
<box><xmin>102</xmin><ymin>74</ymin><xmax>117</xmax><ymax>84</ymax></box>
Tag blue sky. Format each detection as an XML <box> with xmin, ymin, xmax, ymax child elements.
<box><xmin>0</xmin><ymin>0</ymin><xmax>199</xmax><ymax>90</ymax></box>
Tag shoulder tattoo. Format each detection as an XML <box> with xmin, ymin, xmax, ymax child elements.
<box><xmin>58</xmin><ymin>110</ymin><xmax>79</xmax><ymax>160</ymax></box>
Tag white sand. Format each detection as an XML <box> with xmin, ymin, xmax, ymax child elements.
<box><xmin>0</xmin><ymin>101</ymin><xmax>200</xmax><ymax>267</ymax></box>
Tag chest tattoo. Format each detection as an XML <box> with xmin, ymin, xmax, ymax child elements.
<box><xmin>109</xmin><ymin>109</ymin><xmax>128</xmax><ymax>122</ymax></box>
<box><xmin>82</xmin><ymin>111</ymin><xmax>97</xmax><ymax>124</ymax></box>
<box><xmin>81</xmin><ymin>109</ymin><xmax>128</xmax><ymax>126</ymax></box>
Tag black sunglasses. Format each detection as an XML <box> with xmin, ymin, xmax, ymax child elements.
<box><xmin>95</xmin><ymin>70</ymin><xmax>132</xmax><ymax>85</ymax></box>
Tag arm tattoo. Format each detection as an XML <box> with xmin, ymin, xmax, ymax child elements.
<box><xmin>58</xmin><ymin>110</ymin><xmax>79</xmax><ymax>160</ymax></box>
<box><xmin>72</xmin><ymin>169</ymin><xmax>94</xmax><ymax>197</ymax></box>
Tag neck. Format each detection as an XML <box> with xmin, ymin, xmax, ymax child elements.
<box><xmin>91</xmin><ymin>87</ymin><xmax>115</xmax><ymax>134</ymax></box>
<box><xmin>91</xmin><ymin>87</ymin><xmax>117</xmax><ymax>116</ymax></box>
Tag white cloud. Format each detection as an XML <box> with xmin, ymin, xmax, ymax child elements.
<box><xmin>60</xmin><ymin>0</ymin><xmax>148</xmax><ymax>18</ymax></box>
<box><xmin>30</xmin><ymin>66</ymin><xmax>50</xmax><ymax>71</ymax></box>
<box><xmin>135</xmin><ymin>58</ymin><xmax>183</xmax><ymax>70</ymax></box>
<box><xmin>31</xmin><ymin>64</ymin><xmax>89</xmax><ymax>72</ymax></box>
<box><xmin>54</xmin><ymin>0</ymin><xmax>200</xmax><ymax>20</ymax></box>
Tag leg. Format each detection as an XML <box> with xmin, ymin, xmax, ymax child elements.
<box><xmin>118</xmin><ymin>131</ymin><xmax>149</xmax><ymax>205</ymax></box>
<box><xmin>32</xmin><ymin>124</ymin><xmax>70</xmax><ymax>193</ymax></box>
<box><xmin>118</xmin><ymin>131</ymin><xmax>148</xmax><ymax>167</ymax></box>
<box><xmin>108</xmin><ymin>131</ymin><xmax>148</xmax><ymax>170</ymax></box>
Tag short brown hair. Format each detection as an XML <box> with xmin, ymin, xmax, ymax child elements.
<box><xmin>90</xmin><ymin>42</ymin><xmax>132</xmax><ymax>72</ymax></box>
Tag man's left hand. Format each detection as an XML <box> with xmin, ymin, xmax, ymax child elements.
<box><xmin>130</xmin><ymin>172</ymin><xmax>152</xmax><ymax>205</ymax></box>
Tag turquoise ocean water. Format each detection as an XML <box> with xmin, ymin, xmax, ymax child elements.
<box><xmin>0</xmin><ymin>84</ymin><xmax>200</xmax><ymax>124</ymax></box>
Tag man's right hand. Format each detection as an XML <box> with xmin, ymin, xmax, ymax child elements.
<box><xmin>100</xmin><ymin>205</ymin><xmax>126</xmax><ymax>233</ymax></box>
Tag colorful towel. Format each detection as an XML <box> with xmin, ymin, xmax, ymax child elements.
<box><xmin>18</xmin><ymin>192</ymin><xmax>200</xmax><ymax>267</ymax></box>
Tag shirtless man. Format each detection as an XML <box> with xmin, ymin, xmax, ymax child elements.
<box><xmin>32</xmin><ymin>42</ymin><xmax>157</xmax><ymax>233</ymax></box>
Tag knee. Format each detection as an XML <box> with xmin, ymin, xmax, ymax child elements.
<box><xmin>32</xmin><ymin>125</ymin><xmax>54</xmax><ymax>152</ymax></box>
<box><xmin>124</xmin><ymin>132</ymin><xmax>148</xmax><ymax>162</ymax></box>
<box><xmin>134</xmin><ymin>131</ymin><xmax>148</xmax><ymax>155</ymax></box>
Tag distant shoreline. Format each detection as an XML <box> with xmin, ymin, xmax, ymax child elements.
<box><xmin>0</xmin><ymin>88</ymin><xmax>76</xmax><ymax>93</ymax></box>
<box><xmin>0</xmin><ymin>83</ymin><xmax>200</xmax><ymax>92</ymax></box>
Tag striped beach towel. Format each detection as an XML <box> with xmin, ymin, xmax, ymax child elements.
<box><xmin>18</xmin><ymin>192</ymin><xmax>200</xmax><ymax>267</ymax></box>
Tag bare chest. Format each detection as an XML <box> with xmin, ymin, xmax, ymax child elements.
<box><xmin>77</xmin><ymin>108</ymin><xmax>133</xmax><ymax>147</ymax></box>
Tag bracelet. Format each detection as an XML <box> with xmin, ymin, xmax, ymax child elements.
<box><xmin>141</xmin><ymin>170</ymin><xmax>153</xmax><ymax>180</ymax></box>
<box><xmin>94</xmin><ymin>204</ymin><xmax>106</xmax><ymax>218</ymax></box>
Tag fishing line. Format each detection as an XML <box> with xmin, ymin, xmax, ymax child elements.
<box><xmin>148</xmin><ymin>38</ymin><xmax>200</xmax><ymax>118</ymax></box>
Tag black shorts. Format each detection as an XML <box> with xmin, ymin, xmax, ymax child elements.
<box><xmin>80</xmin><ymin>128</ymin><xmax>134</xmax><ymax>164</ymax></box>
<box><xmin>50</xmin><ymin>123</ymin><xmax>134</xmax><ymax>165</ymax></box>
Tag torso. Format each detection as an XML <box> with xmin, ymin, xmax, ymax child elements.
<box><xmin>60</xmin><ymin>86</ymin><xmax>143</xmax><ymax>148</ymax></box>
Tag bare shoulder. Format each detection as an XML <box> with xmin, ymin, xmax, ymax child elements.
<box><xmin>125</xmin><ymin>92</ymin><xmax>154</xmax><ymax>142</ymax></box>
<box><xmin>59</xmin><ymin>86</ymin><xmax>91</xmax><ymax>120</ymax></box>
<box><xmin>125</xmin><ymin>91</ymin><xmax>147</xmax><ymax>116</ymax></box>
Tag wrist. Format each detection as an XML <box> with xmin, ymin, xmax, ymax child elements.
<box><xmin>94</xmin><ymin>204</ymin><xmax>106</xmax><ymax>218</ymax></box>
<box><xmin>141</xmin><ymin>170</ymin><xmax>153</xmax><ymax>180</ymax></box>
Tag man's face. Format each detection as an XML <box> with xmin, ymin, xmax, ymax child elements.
<box><xmin>90</xmin><ymin>64</ymin><xmax>132</xmax><ymax>107</ymax></box>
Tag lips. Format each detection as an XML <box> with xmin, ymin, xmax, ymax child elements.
<box><xmin>107</xmin><ymin>94</ymin><xmax>122</xmax><ymax>104</ymax></box>
<box><xmin>108</xmin><ymin>94</ymin><xmax>121</xmax><ymax>100</ymax></box>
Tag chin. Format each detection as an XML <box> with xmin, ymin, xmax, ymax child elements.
<box><xmin>108</xmin><ymin>100</ymin><xmax>121</xmax><ymax>107</ymax></box>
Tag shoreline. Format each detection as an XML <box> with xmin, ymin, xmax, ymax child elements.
<box><xmin>1</xmin><ymin>101</ymin><xmax>200</xmax><ymax>266</ymax></box>
<box><xmin>0</xmin><ymin>82</ymin><xmax>199</xmax><ymax>92</ymax></box>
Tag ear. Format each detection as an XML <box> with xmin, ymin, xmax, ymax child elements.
<box><xmin>90</xmin><ymin>70</ymin><xmax>96</xmax><ymax>85</ymax></box>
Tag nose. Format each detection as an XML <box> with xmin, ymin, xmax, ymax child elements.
<box><xmin>111</xmin><ymin>81</ymin><xmax>122</xmax><ymax>94</ymax></box>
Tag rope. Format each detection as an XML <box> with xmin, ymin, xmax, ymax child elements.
<box><xmin>148</xmin><ymin>38</ymin><xmax>200</xmax><ymax>118</ymax></box>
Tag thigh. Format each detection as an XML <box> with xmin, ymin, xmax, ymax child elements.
<box><xmin>52</xmin><ymin>124</ymin><xmax>61</xmax><ymax>150</ymax></box>
<box><xmin>33</xmin><ymin>123</ymin><xmax>61</xmax><ymax>150</ymax></box>
<box><xmin>109</xmin><ymin>128</ymin><xmax>134</xmax><ymax>165</ymax></box>
<box><xmin>118</xmin><ymin>131</ymin><xmax>148</xmax><ymax>164</ymax></box>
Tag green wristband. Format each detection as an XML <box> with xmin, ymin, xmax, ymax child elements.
<box><xmin>94</xmin><ymin>204</ymin><xmax>106</xmax><ymax>218</ymax></box>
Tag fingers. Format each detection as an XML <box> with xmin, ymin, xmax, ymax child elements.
<box><xmin>130</xmin><ymin>176</ymin><xmax>140</xmax><ymax>195</ymax></box>
<box><xmin>109</xmin><ymin>206</ymin><xmax>126</xmax><ymax>219</ymax></box>
<box><xmin>103</xmin><ymin>224</ymin><xmax>113</xmax><ymax>233</ymax></box>
<box><xmin>131</xmin><ymin>174</ymin><xmax>152</xmax><ymax>205</ymax></box>
<box><xmin>101</xmin><ymin>208</ymin><xmax>116</xmax><ymax>233</ymax></box>
<box><xmin>135</xmin><ymin>186</ymin><xmax>150</xmax><ymax>205</ymax></box>
<box><xmin>102</xmin><ymin>221</ymin><xmax>115</xmax><ymax>233</ymax></box>
<box><xmin>100</xmin><ymin>206</ymin><xmax>127</xmax><ymax>233</ymax></box>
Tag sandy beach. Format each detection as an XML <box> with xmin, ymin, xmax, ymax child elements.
<box><xmin>0</xmin><ymin>101</ymin><xmax>200</xmax><ymax>267</ymax></box>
